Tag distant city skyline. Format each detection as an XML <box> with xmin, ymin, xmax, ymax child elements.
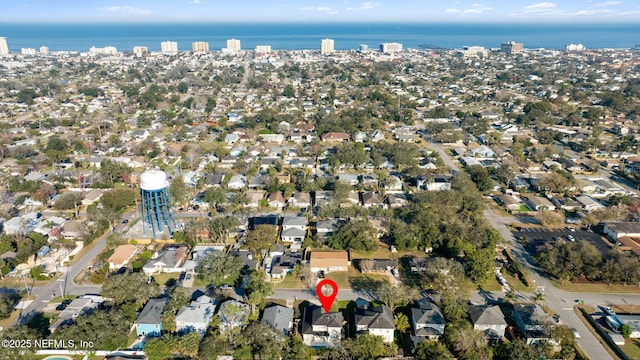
<box><xmin>3</xmin><ymin>0</ymin><xmax>640</xmax><ymax>23</ymax></box>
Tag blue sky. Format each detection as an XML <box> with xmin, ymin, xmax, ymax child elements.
<box><xmin>4</xmin><ymin>0</ymin><xmax>640</xmax><ymax>23</ymax></box>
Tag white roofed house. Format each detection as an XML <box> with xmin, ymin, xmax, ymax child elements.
<box><xmin>175</xmin><ymin>295</ymin><xmax>216</xmax><ymax>337</ymax></box>
<box><xmin>576</xmin><ymin>195</ymin><xmax>604</xmax><ymax>212</ymax></box>
<box><xmin>281</xmin><ymin>215</ymin><xmax>307</xmax><ymax>244</ymax></box>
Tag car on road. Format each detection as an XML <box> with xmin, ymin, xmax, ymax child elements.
<box><xmin>571</xmin><ymin>328</ymin><xmax>581</xmax><ymax>338</ymax></box>
<box><xmin>317</xmin><ymin>270</ymin><xmax>325</xmax><ymax>279</ymax></box>
<box><xmin>566</xmin><ymin>234</ymin><xmax>575</xmax><ymax>241</ymax></box>
<box><xmin>391</xmin><ymin>269</ymin><xmax>400</xmax><ymax>278</ymax></box>
<box><xmin>122</xmin><ymin>219</ymin><xmax>129</xmax><ymax>224</ymax></box>
<box><xmin>185</xmin><ymin>274</ymin><xmax>192</xmax><ymax>281</ymax></box>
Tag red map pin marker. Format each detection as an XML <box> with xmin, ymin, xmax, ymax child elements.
<box><xmin>316</xmin><ymin>279</ymin><xmax>338</xmax><ymax>313</ymax></box>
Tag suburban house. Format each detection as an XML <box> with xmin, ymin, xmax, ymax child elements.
<box><xmin>354</xmin><ymin>304</ymin><xmax>395</xmax><ymax>343</ymax></box>
<box><xmin>361</xmin><ymin>192</ymin><xmax>385</xmax><ymax>208</ymax></box>
<box><xmin>107</xmin><ymin>244</ymin><xmax>138</xmax><ymax>270</ymax></box>
<box><xmin>175</xmin><ymin>295</ymin><xmax>216</xmax><ymax>337</ymax></box>
<box><xmin>288</xmin><ymin>192</ymin><xmax>312</xmax><ymax>208</ymax></box>
<box><xmin>309</xmin><ymin>251</ymin><xmax>349</xmax><ymax>273</ymax></box>
<box><xmin>356</xmin><ymin>259</ymin><xmax>398</xmax><ymax>275</ymax></box>
<box><xmin>386</xmin><ymin>193</ymin><xmax>408</xmax><ymax>209</ymax></box>
<box><xmin>321</xmin><ymin>132</ymin><xmax>351</xmax><ymax>142</ymax></box>
<box><xmin>576</xmin><ymin>195</ymin><xmax>605</xmax><ymax>212</ymax></box>
<box><xmin>411</xmin><ymin>302</ymin><xmax>446</xmax><ymax>343</ymax></box>
<box><xmin>142</xmin><ymin>244</ymin><xmax>189</xmax><ymax>275</ymax></box>
<box><xmin>227</xmin><ymin>174</ymin><xmax>247</xmax><ymax>190</ymax></box>
<box><xmin>217</xmin><ymin>300</ymin><xmax>251</xmax><ymax>335</ymax></box>
<box><xmin>512</xmin><ymin>304</ymin><xmax>554</xmax><ymax>344</ymax></box>
<box><xmin>524</xmin><ymin>196</ymin><xmax>556</xmax><ymax>211</ymax></box>
<box><xmin>603</xmin><ymin>222</ymin><xmax>640</xmax><ymax>242</ymax></box>
<box><xmin>315</xmin><ymin>219</ymin><xmax>343</xmax><ymax>241</ymax></box>
<box><xmin>495</xmin><ymin>194</ymin><xmax>524</xmax><ymax>212</ymax></box>
<box><xmin>261</xmin><ymin>305</ymin><xmax>294</xmax><ymax>337</ymax></box>
<box><xmin>468</xmin><ymin>305</ymin><xmax>508</xmax><ymax>341</ymax></box>
<box><xmin>269</xmin><ymin>251</ymin><xmax>302</xmax><ymax>279</ymax></box>
<box><xmin>134</xmin><ymin>298</ymin><xmax>167</xmax><ymax>337</ymax></box>
<box><xmin>301</xmin><ymin>305</ymin><xmax>344</xmax><ymax>348</ymax></box>
<box><xmin>281</xmin><ymin>215</ymin><xmax>307</xmax><ymax>244</ymax></box>
<box><xmin>267</xmin><ymin>192</ymin><xmax>286</xmax><ymax>210</ymax></box>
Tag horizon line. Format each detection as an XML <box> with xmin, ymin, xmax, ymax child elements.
<box><xmin>1</xmin><ymin>20</ymin><xmax>639</xmax><ymax>25</ymax></box>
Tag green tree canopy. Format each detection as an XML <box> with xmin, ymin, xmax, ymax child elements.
<box><xmin>102</xmin><ymin>272</ymin><xmax>162</xmax><ymax>308</ymax></box>
<box><xmin>328</xmin><ymin>219</ymin><xmax>378</xmax><ymax>251</ymax></box>
<box><xmin>196</xmin><ymin>251</ymin><xmax>244</xmax><ymax>286</ymax></box>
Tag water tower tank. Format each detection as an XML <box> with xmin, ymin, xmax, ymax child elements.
<box><xmin>140</xmin><ymin>169</ymin><xmax>176</xmax><ymax>238</ymax></box>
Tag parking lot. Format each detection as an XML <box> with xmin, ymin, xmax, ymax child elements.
<box><xmin>513</xmin><ymin>227</ymin><xmax>613</xmax><ymax>255</ymax></box>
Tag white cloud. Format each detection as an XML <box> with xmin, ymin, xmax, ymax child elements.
<box><xmin>524</xmin><ymin>2</ymin><xmax>556</xmax><ymax>13</ymax></box>
<box><xmin>192</xmin><ymin>0</ymin><xmax>204</xmax><ymax>4</ymax></box>
<box><xmin>574</xmin><ymin>8</ymin><xmax>614</xmax><ymax>15</ymax></box>
<box><xmin>444</xmin><ymin>4</ymin><xmax>491</xmax><ymax>15</ymax></box>
<box><xmin>592</xmin><ymin>1</ymin><xmax>622</xmax><ymax>7</ymax></box>
<box><xmin>347</xmin><ymin>2</ymin><xmax>381</xmax><ymax>11</ymax></box>
<box><xmin>100</xmin><ymin>6</ymin><xmax>151</xmax><ymax>16</ymax></box>
<box><xmin>300</xmin><ymin>6</ymin><xmax>333</xmax><ymax>11</ymax></box>
<box><xmin>360</xmin><ymin>2</ymin><xmax>381</xmax><ymax>9</ymax></box>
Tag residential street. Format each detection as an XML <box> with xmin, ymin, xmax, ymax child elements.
<box><xmin>12</xmin><ymin>210</ymin><xmax>135</xmax><ymax>325</ymax></box>
<box><xmin>434</xmin><ymin>140</ymin><xmax>617</xmax><ymax>360</ymax></box>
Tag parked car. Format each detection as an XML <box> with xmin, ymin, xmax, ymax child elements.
<box><xmin>317</xmin><ymin>270</ymin><xmax>325</xmax><ymax>279</ymax></box>
<box><xmin>566</xmin><ymin>234</ymin><xmax>575</xmax><ymax>241</ymax></box>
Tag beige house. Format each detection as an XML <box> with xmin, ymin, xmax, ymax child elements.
<box><xmin>108</xmin><ymin>244</ymin><xmax>138</xmax><ymax>270</ymax></box>
<box><xmin>309</xmin><ymin>251</ymin><xmax>349</xmax><ymax>273</ymax></box>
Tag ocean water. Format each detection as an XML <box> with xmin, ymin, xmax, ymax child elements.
<box><xmin>0</xmin><ymin>22</ymin><xmax>638</xmax><ymax>52</ymax></box>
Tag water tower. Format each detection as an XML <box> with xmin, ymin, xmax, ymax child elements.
<box><xmin>140</xmin><ymin>169</ymin><xmax>177</xmax><ymax>238</ymax></box>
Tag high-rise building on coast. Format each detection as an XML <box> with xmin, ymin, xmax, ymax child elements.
<box><xmin>192</xmin><ymin>41</ymin><xmax>209</xmax><ymax>52</ymax></box>
<box><xmin>133</xmin><ymin>46</ymin><xmax>148</xmax><ymax>55</ymax></box>
<box><xmin>161</xmin><ymin>41</ymin><xmax>178</xmax><ymax>55</ymax></box>
<box><xmin>39</xmin><ymin>46</ymin><xmax>49</xmax><ymax>55</ymax></box>
<box><xmin>227</xmin><ymin>38</ymin><xmax>241</xmax><ymax>52</ymax></box>
<box><xmin>21</xmin><ymin>48</ymin><xmax>36</xmax><ymax>55</ymax></box>
<box><xmin>255</xmin><ymin>45</ymin><xmax>271</xmax><ymax>54</ymax></box>
<box><xmin>359</xmin><ymin>44</ymin><xmax>369</xmax><ymax>52</ymax></box>
<box><xmin>501</xmin><ymin>41</ymin><xmax>523</xmax><ymax>54</ymax></box>
<box><xmin>379</xmin><ymin>42</ymin><xmax>402</xmax><ymax>53</ymax></box>
<box><xmin>0</xmin><ymin>37</ymin><xmax>9</xmax><ymax>55</ymax></box>
<box><xmin>321</xmin><ymin>38</ymin><xmax>335</xmax><ymax>55</ymax></box>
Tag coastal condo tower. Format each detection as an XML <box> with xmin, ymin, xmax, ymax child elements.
<box><xmin>192</xmin><ymin>41</ymin><xmax>209</xmax><ymax>52</ymax></box>
<box><xmin>227</xmin><ymin>38</ymin><xmax>241</xmax><ymax>53</ymax></box>
<box><xmin>321</xmin><ymin>38</ymin><xmax>335</xmax><ymax>55</ymax></box>
<box><xmin>0</xmin><ymin>37</ymin><xmax>9</xmax><ymax>55</ymax></box>
<box><xmin>501</xmin><ymin>41</ymin><xmax>524</xmax><ymax>54</ymax></box>
<box><xmin>161</xmin><ymin>41</ymin><xmax>178</xmax><ymax>55</ymax></box>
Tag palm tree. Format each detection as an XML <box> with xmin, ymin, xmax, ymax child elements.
<box><xmin>531</xmin><ymin>291</ymin><xmax>545</xmax><ymax>305</ymax></box>
<box><xmin>504</xmin><ymin>290</ymin><xmax>518</xmax><ymax>304</ymax></box>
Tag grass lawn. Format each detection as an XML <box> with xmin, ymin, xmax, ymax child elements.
<box><xmin>127</xmin><ymin>330</ymin><xmax>138</xmax><ymax>347</ymax></box>
<box><xmin>619</xmin><ymin>338</ymin><xmax>640</xmax><ymax>360</ymax></box>
<box><xmin>476</xmin><ymin>276</ymin><xmax>503</xmax><ymax>292</ymax></box>
<box><xmin>325</xmin><ymin>271</ymin><xmax>350</xmax><ymax>289</ymax></box>
<box><xmin>152</xmin><ymin>272</ymin><xmax>180</xmax><ymax>287</ymax></box>
<box><xmin>273</xmin><ymin>274</ymin><xmax>309</xmax><ymax>289</ymax></box>
<box><xmin>500</xmin><ymin>270</ymin><xmax>534</xmax><ymax>292</ymax></box>
<box><xmin>554</xmin><ymin>281</ymin><xmax>640</xmax><ymax>294</ymax></box>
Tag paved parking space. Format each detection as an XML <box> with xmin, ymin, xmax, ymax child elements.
<box><xmin>513</xmin><ymin>228</ymin><xmax>613</xmax><ymax>255</ymax></box>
